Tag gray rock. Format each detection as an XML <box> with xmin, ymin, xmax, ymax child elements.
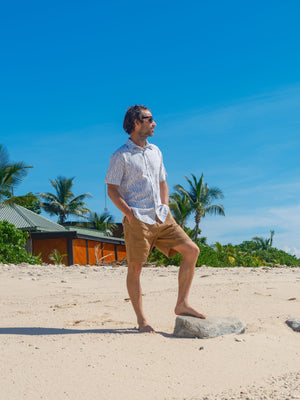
<box><xmin>286</xmin><ymin>318</ymin><xmax>300</xmax><ymax>332</ymax></box>
<box><xmin>173</xmin><ymin>315</ymin><xmax>246</xmax><ymax>338</ymax></box>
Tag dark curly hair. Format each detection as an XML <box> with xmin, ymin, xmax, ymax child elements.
<box><xmin>123</xmin><ymin>105</ymin><xmax>149</xmax><ymax>134</ymax></box>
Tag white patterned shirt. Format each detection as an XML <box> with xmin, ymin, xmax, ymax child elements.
<box><xmin>105</xmin><ymin>138</ymin><xmax>169</xmax><ymax>224</ymax></box>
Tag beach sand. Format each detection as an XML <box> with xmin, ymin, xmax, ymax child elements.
<box><xmin>0</xmin><ymin>263</ymin><xmax>299</xmax><ymax>400</ymax></box>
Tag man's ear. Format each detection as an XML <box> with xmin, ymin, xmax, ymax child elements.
<box><xmin>134</xmin><ymin>119</ymin><xmax>141</xmax><ymax>129</ymax></box>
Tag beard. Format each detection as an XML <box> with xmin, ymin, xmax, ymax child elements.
<box><xmin>139</xmin><ymin>126</ymin><xmax>154</xmax><ymax>139</ymax></box>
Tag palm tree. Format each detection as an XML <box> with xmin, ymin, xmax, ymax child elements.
<box><xmin>214</xmin><ymin>242</ymin><xmax>236</xmax><ymax>265</ymax></box>
<box><xmin>175</xmin><ymin>173</ymin><xmax>225</xmax><ymax>242</ymax></box>
<box><xmin>12</xmin><ymin>192</ymin><xmax>41</xmax><ymax>214</ymax></box>
<box><xmin>252</xmin><ymin>230</ymin><xmax>275</xmax><ymax>250</ymax></box>
<box><xmin>39</xmin><ymin>176</ymin><xmax>91</xmax><ymax>224</ymax></box>
<box><xmin>183</xmin><ymin>226</ymin><xmax>207</xmax><ymax>244</ymax></box>
<box><xmin>0</xmin><ymin>144</ymin><xmax>32</xmax><ymax>203</ymax></box>
<box><xmin>169</xmin><ymin>191</ymin><xmax>192</xmax><ymax>228</ymax></box>
<box><xmin>89</xmin><ymin>211</ymin><xmax>117</xmax><ymax>236</ymax></box>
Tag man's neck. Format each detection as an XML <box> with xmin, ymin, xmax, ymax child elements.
<box><xmin>129</xmin><ymin>134</ymin><xmax>147</xmax><ymax>148</ymax></box>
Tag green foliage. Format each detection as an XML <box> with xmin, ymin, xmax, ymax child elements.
<box><xmin>39</xmin><ymin>176</ymin><xmax>91</xmax><ymax>224</ymax></box>
<box><xmin>169</xmin><ymin>192</ymin><xmax>192</xmax><ymax>228</ymax></box>
<box><xmin>196</xmin><ymin>244</ymin><xmax>220</xmax><ymax>267</ymax></box>
<box><xmin>149</xmin><ymin>243</ymin><xmax>223</xmax><ymax>267</ymax></box>
<box><xmin>88</xmin><ymin>211</ymin><xmax>117</xmax><ymax>236</ymax></box>
<box><xmin>255</xmin><ymin>248</ymin><xmax>300</xmax><ymax>266</ymax></box>
<box><xmin>0</xmin><ymin>144</ymin><xmax>33</xmax><ymax>203</ymax></box>
<box><xmin>183</xmin><ymin>226</ymin><xmax>207</xmax><ymax>245</ymax></box>
<box><xmin>0</xmin><ymin>220</ymin><xmax>41</xmax><ymax>264</ymax></box>
<box><xmin>11</xmin><ymin>192</ymin><xmax>41</xmax><ymax>214</ymax></box>
<box><xmin>233</xmin><ymin>252</ymin><xmax>265</xmax><ymax>268</ymax></box>
<box><xmin>148</xmin><ymin>247</ymin><xmax>183</xmax><ymax>267</ymax></box>
<box><xmin>148</xmin><ymin>237</ymin><xmax>300</xmax><ymax>268</ymax></box>
<box><xmin>235</xmin><ymin>240</ymin><xmax>261</xmax><ymax>253</ymax></box>
<box><xmin>252</xmin><ymin>230</ymin><xmax>275</xmax><ymax>250</ymax></box>
<box><xmin>234</xmin><ymin>234</ymin><xmax>300</xmax><ymax>267</ymax></box>
<box><xmin>173</xmin><ymin>173</ymin><xmax>225</xmax><ymax>242</ymax></box>
<box><xmin>49</xmin><ymin>249</ymin><xmax>67</xmax><ymax>265</ymax></box>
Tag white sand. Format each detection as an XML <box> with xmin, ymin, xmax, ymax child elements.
<box><xmin>0</xmin><ymin>263</ymin><xmax>299</xmax><ymax>400</ymax></box>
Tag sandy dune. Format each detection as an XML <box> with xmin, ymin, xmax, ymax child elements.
<box><xmin>0</xmin><ymin>263</ymin><xmax>299</xmax><ymax>399</ymax></box>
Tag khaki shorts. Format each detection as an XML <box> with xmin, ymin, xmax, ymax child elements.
<box><xmin>122</xmin><ymin>211</ymin><xmax>192</xmax><ymax>263</ymax></box>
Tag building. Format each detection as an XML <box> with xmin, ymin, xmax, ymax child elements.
<box><xmin>0</xmin><ymin>204</ymin><xmax>126</xmax><ymax>265</ymax></box>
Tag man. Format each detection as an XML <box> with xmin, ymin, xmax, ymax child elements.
<box><xmin>105</xmin><ymin>105</ymin><xmax>206</xmax><ymax>333</ymax></box>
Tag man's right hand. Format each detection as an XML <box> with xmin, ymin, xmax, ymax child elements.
<box><xmin>107</xmin><ymin>184</ymin><xmax>134</xmax><ymax>224</ymax></box>
<box><xmin>126</xmin><ymin>209</ymin><xmax>134</xmax><ymax>224</ymax></box>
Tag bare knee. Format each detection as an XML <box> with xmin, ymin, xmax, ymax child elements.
<box><xmin>174</xmin><ymin>241</ymin><xmax>199</xmax><ymax>261</ymax></box>
<box><xmin>127</xmin><ymin>262</ymin><xmax>143</xmax><ymax>278</ymax></box>
<box><xmin>185</xmin><ymin>242</ymin><xmax>199</xmax><ymax>261</ymax></box>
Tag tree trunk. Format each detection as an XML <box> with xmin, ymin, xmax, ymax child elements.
<box><xmin>194</xmin><ymin>213</ymin><xmax>201</xmax><ymax>242</ymax></box>
<box><xmin>59</xmin><ymin>213</ymin><xmax>66</xmax><ymax>225</ymax></box>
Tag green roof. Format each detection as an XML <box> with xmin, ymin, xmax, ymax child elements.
<box><xmin>0</xmin><ymin>204</ymin><xmax>124</xmax><ymax>243</ymax></box>
<box><xmin>0</xmin><ymin>204</ymin><xmax>67</xmax><ymax>232</ymax></box>
<box><xmin>65</xmin><ymin>226</ymin><xmax>125</xmax><ymax>243</ymax></box>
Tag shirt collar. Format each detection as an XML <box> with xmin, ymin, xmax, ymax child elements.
<box><xmin>126</xmin><ymin>138</ymin><xmax>153</xmax><ymax>150</ymax></box>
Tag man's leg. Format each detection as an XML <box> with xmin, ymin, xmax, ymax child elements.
<box><xmin>126</xmin><ymin>262</ymin><xmax>155</xmax><ymax>332</ymax></box>
<box><xmin>172</xmin><ymin>241</ymin><xmax>206</xmax><ymax>319</ymax></box>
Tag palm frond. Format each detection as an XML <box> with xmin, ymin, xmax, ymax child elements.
<box><xmin>173</xmin><ymin>173</ymin><xmax>225</xmax><ymax>242</ymax></box>
<box><xmin>0</xmin><ymin>145</ymin><xmax>33</xmax><ymax>203</ymax></box>
<box><xmin>205</xmin><ymin>204</ymin><xmax>225</xmax><ymax>216</ymax></box>
<box><xmin>39</xmin><ymin>176</ymin><xmax>92</xmax><ymax>224</ymax></box>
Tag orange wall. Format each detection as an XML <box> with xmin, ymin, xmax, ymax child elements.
<box><xmin>88</xmin><ymin>241</ymin><xmax>100</xmax><ymax>265</ymax></box>
<box><xmin>73</xmin><ymin>239</ymin><xmax>87</xmax><ymax>265</ymax></box>
<box><xmin>102</xmin><ymin>242</ymin><xmax>116</xmax><ymax>263</ymax></box>
<box><xmin>32</xmin><ymin>238</ymin><xmax>68</xmax><ymax>265</ymax></box>
<box><xmin>33</xmin><ymin>237</ymin><xmax>126</xmax><ymax>266</ymax></box>
<box><xmin>117</xmin><ymin>245</ymin><xmax>126</xmax><ymax>261</ymax></box>
<box><xmin>75</xmin><ymin>240</ymin><xmax>126</xmax><ymax>265</ymax></box>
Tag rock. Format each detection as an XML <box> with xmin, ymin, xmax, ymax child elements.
<box><xmin>235</xmin><ymin>337</ymin><xmax>244</xmax><ymax>342</ymax></box>
<box><xmin>286</xmin><ymin>318</ymin><xmax>300</xmax><ymax>332</ymax></box>
<box><xmin>173</xmin><ymin>316</ymin><xmax>246</xmax><ymax>338</ymax></box>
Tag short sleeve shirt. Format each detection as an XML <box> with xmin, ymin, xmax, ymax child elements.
<box><xmin>105</xmin><ymin>138</ymin><xmax>169</xmax><ymax>224</ymax></box>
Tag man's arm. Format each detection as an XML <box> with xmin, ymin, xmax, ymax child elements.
<box><xmin>160</xmin><ymin>180</ymin><xmax>169</xmax><ymax>206</ymax></box>
<box><xmin>107</xmin><ymin>184</ymin><xmax>134</xmax><ymax>222</ymax></box>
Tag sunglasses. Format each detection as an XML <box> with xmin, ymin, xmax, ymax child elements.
<box><xmin>141</xmin><ymin>116</ymin><xmax>154</xmax><ymax>123</ymax></box>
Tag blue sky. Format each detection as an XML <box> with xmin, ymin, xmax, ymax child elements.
<box><xmin>1</xmin><ymin>1</ymin><xmax>300</xmax><ymax>255</ymax></box>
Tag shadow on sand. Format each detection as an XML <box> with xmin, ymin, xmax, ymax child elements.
<box><xmin>0</xmin><ymin>327</ymin><xmax>173</xmax><ymax>337</ymax></box>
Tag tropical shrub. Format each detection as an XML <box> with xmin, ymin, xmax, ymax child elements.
<box><xmin>256</xmin><ymin>248</ymin><xmax>300</xmax><ymax>266</ymax></box>
<box><xmin>196</xmin><ymin>244</ymin><xmax>221</xmax><ymax>267</ymax></box>
<box><xmin>0</xmin><ymin>220</ymin><xmax>41</xmax><ymax>264</ymax></box>
<box><xmin>148</xmin><ymin>239</ymin><xmax>300</xmax><ymax>268</ymax></box>
<box><xmin>148</xmin><ymin>247</ymin><xmax>182</xmax><ymax>267</ymax></box>
<box><xmin>49</xmin><ymin>249</ymin><xmax>67</xmax><ymax>265</ymax></box>
<box><xmin>148</xmin><ymin>243</ymin><xmax>223</xmax><ymax>267</ymax></box>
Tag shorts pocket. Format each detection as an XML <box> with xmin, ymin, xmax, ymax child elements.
<box><xmin>123</xmin><ymin>215</ymin><xmax>135</xmax><ymax>225</ymax></box>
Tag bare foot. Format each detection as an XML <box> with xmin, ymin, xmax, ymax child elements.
<box><xmin>175</xmin><ymin>303</ymin><xmax>206</xmax><ymax>319</ymax></box>
<box><xmin>138</xmin><ymin>323</ymin><xmax>156</xmax><ymax>333</ymax></box>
